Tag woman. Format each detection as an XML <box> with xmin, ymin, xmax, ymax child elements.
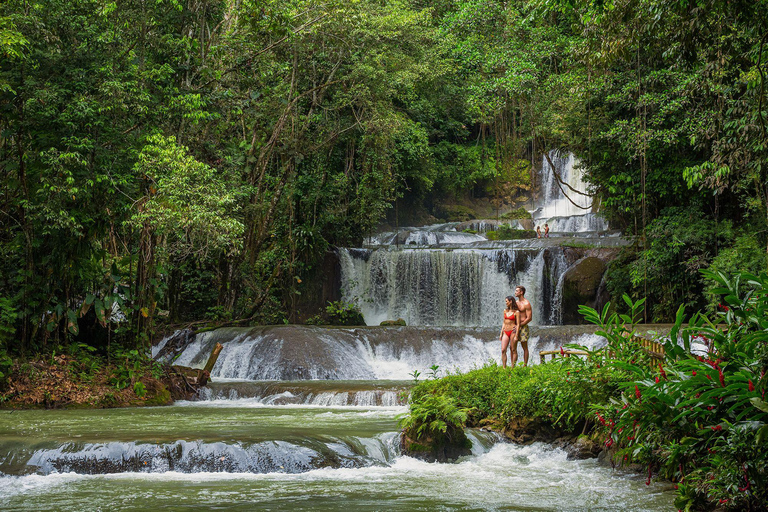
<box><xmin>499</xmin><ymin>295</ymin><xmax>520</xmax><ymax>368</ymax></box>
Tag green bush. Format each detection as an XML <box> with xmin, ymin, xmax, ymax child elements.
<box><xmin>408</xmin><ymin>359</ymin><xmax>625</xmax><ymax>430</ymax></box>
<box><xmin>500</xmin><ymin>207</ymin><xmax>532</xmax><ymax>220</ymax></box>
<box><xmin>306</xmin><ymin>300</ymin><xmax>365</xmax><ymax>326</ymax></box>
<box><xmin>581</xmin><ymin>271</ymin><xmax>768</xmax><ymax>512</ymax></box>
<box><xmin>398</xmin><ymin>394</ymin><xmax>469</xmax><ymax>439</ymax></box>
<box><xmin>486</xmin><ymin>224</ymin><xmax>536</xmax><ymax>240</ymax></box>
<box><xmin>705</xmin><ymin>233</ymin><xmax>767</xmax><ymax>312</ymax></box>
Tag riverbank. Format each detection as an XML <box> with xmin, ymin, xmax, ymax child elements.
<box><xmin>0</xmin><ymin>353</ymin><xmax>173</xmax><ymax>409</ymax></box>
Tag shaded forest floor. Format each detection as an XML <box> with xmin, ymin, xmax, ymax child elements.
<box><xmin>0</xmin><ymin>355</ymin><xmax>173</xmax><ymax>409</ymax></box>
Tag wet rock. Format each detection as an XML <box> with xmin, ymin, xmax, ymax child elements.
<box><xmin>501</xmin><ymin>417</ymin><xmax>561</xmax><ymax>444</ymax></box>
<box><xmin>154</xmin><ymin>329</ymin><xmax>197</xmax><ymax>363</ymax></box>
<box><xmin>380</xmin><ymin>319</ymin><xmax>406</xmax><ymax>326</ymax></box>
<box><xmin>564</xmin><ymin>435</ymin><xmax>601</xmax><ymax>460</ymax></box>
<box><xmin>400</xmin><ymin>428</ymin><xmax>472</xmax><ymax>462</ymax></box>
<box><xmin>561</xmin><ymin>257</ymin><xmax>607</xmax><ymax>324</ymax></box>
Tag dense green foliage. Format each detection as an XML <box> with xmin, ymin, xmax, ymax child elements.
<box><xmin>402</xmin><ymin>270</ymin><xmax>767</xmax><ymax>509</ymax></box>
<box><xmin>583</xmin><ymin>271</ymin><xmax>768</xmax><ymax>511</ymax></box>
<box><xmin>408</xmin><ymin>359</ymin><xmax>626</xmax><ymax>431</ymax></box>
<box><xmin>1</xmin><ymin>0</ymin><xmax>767</xmax><ymax>355</ymax></box>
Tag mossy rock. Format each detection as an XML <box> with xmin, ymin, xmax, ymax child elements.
<box><xmin>400</xmin><ymin>427</ymin><xmax>472</xmax><ymax>462</ymax></box>
<box><xmin>380</xmin><ymin>319</ymin><xmax>406</xmax><ymax>326</ymax></box>
<box><xmin>500</xmin><ymin>207</ymin><xmax>532</xmax><ymax>220</ymax></box>
<box><xmin>436</xmin><ymin>204</ymin><xmax>477</xmax><ymax>222</ymax></box>
<box><xmin>486</xmin><ymin>226</ymin><xmax>537</xmax><ymax>240</ymax></box>
<box><xmin>143</xmin><ymin>387</ymin><xmax>173</xmax><ymax>406</ymax></box>
<box><xmin>561</xmin><ymin>257</ymin><xmax>607</xmax><ymax>324</ymax></box>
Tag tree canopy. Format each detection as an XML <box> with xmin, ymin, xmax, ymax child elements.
<box><xmin>1</xmin><ymin>0</ymin><xmax>767</xmax><ymax>351</ymax></box>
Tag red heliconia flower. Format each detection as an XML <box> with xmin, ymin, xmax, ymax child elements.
<box><xmin>655</xmin><ymin>376</ymin><xmax>660</xmax><ymax>383</ymax></box>
<box><xmin>711</xmin><ymin>425</ymin><xmax>722</xmax><ymax>431</ymax></box>
<box><xmin>749</xmin><ymin>380</ymin><xmax>755</xmax><ymax>392</ymax></box>
<box><xmin>560</xmin><ymin>346</ymin><xmax>565</xmax><ymax>356</ymax></box>
<box><xmin>718</xmin><ymin>368</ymin><xmax>725</xmax><ymax>387</ymax></box>
<box><xmin>659</xmin><ymin>364</ymin><xmax>667</xmax><ymax>379</ymax></box>
<box><xmin>692</xmin><ymin>371</ymin><xmax>697</xmax><ymax>376</ymax></box>
<box><xmin>635</xmin><ymin>385</ymin><xmax>642</xmax><ymax>401</ymax></box>
<box><xmin>706</xmin><ymin>374</ymin><xmax>712</xmax><ymax>381</ymax></box>
<box><xmin>719</xmin><ymin>499</ymin><xmax>728</xmax><ymax>505</ymax></box>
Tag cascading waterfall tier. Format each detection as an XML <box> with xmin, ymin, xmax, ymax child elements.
<box><xmin>534</xmin><ymin>150</ymin><xmax>608</xmax><ymax>233</ymax></box>
<box><xmin>339</xmin><ymin>245</ymin><xmax>569</xmax><ymax>327</ymax></box>
<box><xmin>156</xmin><ymin>325</ymin><xmax>606</xmax><ymax>380</ymax></box>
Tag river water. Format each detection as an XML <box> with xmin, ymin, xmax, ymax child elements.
<box><xmin>0</xmin><ymin>399</ymin><xmax>674</xmax><ymax>511</ymax></box>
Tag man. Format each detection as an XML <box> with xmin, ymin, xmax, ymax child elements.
<box><xmin>544</xmin><ymin>223</ymin><xmax>550</xmax><ymax>238</ymax></box>
<box><xmin>514</xmin><ymin>285</ymin><xmax>532</xmax><ymax>366</ymax></box>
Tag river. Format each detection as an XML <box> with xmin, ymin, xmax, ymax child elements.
<box><xmin>0</xmin><ymin>398</ymin><xmax>674</xmax><ymax>511</ymax></box>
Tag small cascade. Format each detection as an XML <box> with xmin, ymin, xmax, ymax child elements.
<box><xmin>159</xmin><ymin>325</ymin><xmax>606</xmax><ymax>381</ymax></box>
<box><xmin>197</xmin><ymin>381</ymin><xmax>409</xmax><ymax>406</ymax></box>
<box><xmin>533</xmin><ymin>150</ymin><xmax>607</xmax><ymax>233</ymax></box>
<box><xmin>365</xmin><ymin>223</ymin><xmax>486</xmax><ymax>247</ymax></box>
<box><xmin>14</xmin><ymin>435</ymin><xmax>402</xmax><ymax>476</ymax></box>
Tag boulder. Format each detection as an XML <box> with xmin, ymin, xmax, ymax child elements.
<box><xmin>400</xmin><ymin>427</ymin><xmax>472</xmax><ymax>462</ymax></box>
<box><xmin>380</xmin><ymin>319</ymin><xmax>406</xmax><ymax>326</ymax></box>
<box><xmin>561</xmin><ymin>257</ymin><xmax>607</xmax><ymax>324</ymax></box>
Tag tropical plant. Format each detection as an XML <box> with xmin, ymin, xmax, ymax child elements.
<box><xmin>582</xmin><ymin>271</ymin><xmax>768</xmax><ymax>511</ymax></box>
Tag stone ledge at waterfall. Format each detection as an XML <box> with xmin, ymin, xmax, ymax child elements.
<box><xmin>152</xmin><ymin>325</ymin><xmax>672</xmax><ymax>381</ymax></box>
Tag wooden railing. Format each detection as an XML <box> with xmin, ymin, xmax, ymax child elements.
<box><xmin>540</xmin><ymin>336</ymin><xmax>666</xmax><ymax>366</ymax></box>
<box><xmin>539</xmin><ymin>349</ymin><xmax>589</xmax><ymax>364</ymax></box>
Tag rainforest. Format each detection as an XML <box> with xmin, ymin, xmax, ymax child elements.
<box><xmin>0</xmin><ymin>1</ymin><xmax>767</xmax><ymax>511</ymax></box>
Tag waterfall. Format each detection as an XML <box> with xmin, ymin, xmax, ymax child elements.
<box><xmin>160</xmin><ymin>325</ymin><xmax>606</xmax><ymax>380</ymax></box>
<box><xmin>339</xmin><ymin>246</ymin><xmax>569</xmax><ymax>327</ymax></box>
<box><xmin>534</xmin><ymin>150</ymin><xmax>607</xmax><ymax>233</ymax></box>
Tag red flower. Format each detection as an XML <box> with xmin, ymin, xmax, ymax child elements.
<box><xmin>659</xmin><ymin>364</ymin><xmax>667</xmax><ymax>379</ymax></box>
<box><xmin>749</xmin><ymin>380</ymin><xmax>755</xmax><ymax>392</ymax></box>
<box><xmin>718</xmin><ymin>368</ymin><xmax>725</xmax><ymax>387</ymax></box>
<box><xmin>706</xmin><ymin>374</ymin><xmax>712</xmax><ymax>380</ymax></box>
<box><xmin>719</xmin><ymin>499</ymin><xmax>728</xmax><ymax>504</ymax></box>
<box><xmin>655</xmin><ymin>376</ymin><xmax>660</xmax><ymax>383</ymax></box>
<box><xmin>692</xmin><ymin>371</ymin><xmax>697</xmax><ymax>376</ymax></box>
<box><xmin>711</xmin><ymin>425</ymin><xmax>722</xmax><ymax>431</ymax></box>
<box><xmin>605</xmin><ymin>438</ymin><xmax>613</xmax><ymax>447</ymax></box>
<box><xmin>560</xmin><ymin>346</ymin><xmax>565</xmax><ymax>356</ymax></box>
<box><xmin>635</xmin><ymin>385</ymin><xmax>642</xmax><ymax>401</ymax></box>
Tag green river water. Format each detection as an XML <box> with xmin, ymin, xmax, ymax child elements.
<box><xmin>0</xmin><ymin>394</ymin><xmax>675</xmax><ymax>511</ymax></box>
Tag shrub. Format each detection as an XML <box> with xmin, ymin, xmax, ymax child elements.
<box><xmin>486</xmin><ymin>224</ymin><xmax>535</xmax><ymax>240</ymax></box>
<box><xmin>408</xmin><ymin>360</ymin><xmax>625</xmax><ymax>430</ymax></box>
<box><xmin>581</xmin><ymin>271</ymin><xmax>768</xmax><ymax>511</ymax></box>
<box><xmin>500</xmin><ymin>207</ymin><xmax>532</xmax><ymax>220</ymax></box>
<box><xmin>306</xmin><ymin>300</ymin><xmax>365</xmax><ymax>326</ymax></box>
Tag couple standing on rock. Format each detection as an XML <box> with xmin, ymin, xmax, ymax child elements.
<box><xmin>499</xmin><ymin>286</ymin><xmax>532</xmax><ymax>368</ymax></box>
